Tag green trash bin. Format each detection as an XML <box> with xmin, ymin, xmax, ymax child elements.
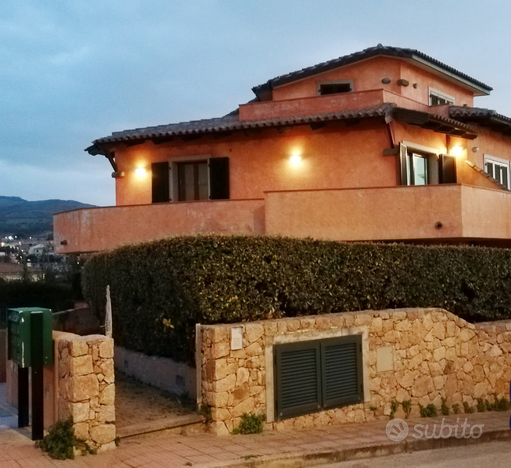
<box><xmin>7</xmin><ymin>307</ymin><xmax>53</xmax><ymax>368</ymax></box>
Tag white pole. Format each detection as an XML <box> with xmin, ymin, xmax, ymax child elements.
<box><xmin>105</xmin><ymin>285</ymin><xmax>112</xmax><ymax>338</ymax></box>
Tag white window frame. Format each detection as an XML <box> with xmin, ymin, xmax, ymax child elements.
<box><xmin>484</xmin><ymin>154</ymin><xmax>510</xmax><ymax>189</ymax></box>
<box><xmin>429</xmin><ymin>87</ymin><xmax>455</xmax><ymax>106</ymax></box>
<box><xmin>168</xmin><ymin>155</ymin><xmax>211</xmax><ymax>202</ymax></box>
<box><xmin>401</xmin><ymin>141</ymin><xmax>440</xmax><ymax>186</ymax></box>
<box><xmin>317</xmin><ymin>80</ymin><xmax>354</xmax><ymax>96</ymax></box>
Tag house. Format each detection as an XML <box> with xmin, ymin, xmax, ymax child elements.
<box><xmin>54</xmin><ymin>44</ymin><xmax>511</xmax><ymax>254</ymax></box>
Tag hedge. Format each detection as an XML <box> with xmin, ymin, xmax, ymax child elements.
<box><xmin>82</xmin><ymin>236</ymin><xmax>511</xmax><ymax>364</ymax></box>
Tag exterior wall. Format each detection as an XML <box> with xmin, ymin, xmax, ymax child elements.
<box><xmin>265</xmin><ymin>184</ymin><xmax>511</xmax><ymax>243</ymax></box>
<box><xmin>112</xmin><ymin>120</ymin><xmax>394</xmax><ymax>207</ymax></box>
<box><xmin>114</xmin><ymin>346</ymin><xmax>196</xmax><ymax>399</ymax></box>
<box><xmin>54</xmin><ymin>331</ymin><xmax>116</xmax><ymax>453</ymax></box>
<box><xmin>270</xmin><ymin>57</ymin><xmax>475</xmax><ymax>107</ymax></box>
<box><xmin>200</xmin><ymin>309</ymin><xmax>511</xmax><ymax>434</ymax></box>
<box><xmin>55</xmin><ymin>199</ymin><xmax>265</xmax><ymax>254</ymax></box>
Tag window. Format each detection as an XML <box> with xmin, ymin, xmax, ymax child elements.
<box><xmin>318</xmin><ymin>80</ymin><xmax>353</xmax><ymax>96</ymax></box>
<box><xmin>429</xmin><ymin>88</ymin><xmax>455</xmax><ymax>106</ymax></box>
<box><xmin>274</xmin><ymin>335</ymin><xmax>363</xmax><ymax>420</ymax></box>
<box><xmin>178</xmin><ymin>161</ymin><xmax>208</xmax><ymax>201</ymax></box>
<box><xmin>399</xmin><ymin>143</ymin><xmax>456</xmax><ymax>186</ymax></box>
<box><xmin>151</xmin><ymin>157</ymin><xmax>230</xmax><ymax>203</ymax></box>
<box><xmin>484</xmin><ymin>155</ymin><xmax>510</xmax><ymax>188</ymax></box>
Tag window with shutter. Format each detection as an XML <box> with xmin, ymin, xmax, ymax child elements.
<box><xmin>151</xmin><ymin>162</ymin><xmax>170</xmax><ymax>203</ymax></box>
<box><xmin>274</xmin><ymin>335</ymin><xmax>363</xmax><ymax>420</ymax></box>
<box><xmin>209</xmin><ymin>157</ymin><xmax>230</xmax><ymax>200</ymax></box>
<box><xmin>439</xmin><ymin>155</ymin><xmax>457</xmax><ymax>184</ymax></box>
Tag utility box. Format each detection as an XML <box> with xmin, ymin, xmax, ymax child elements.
<box><xmin>7</xmin><ymin>308</ymin><xmax>53</xmax><ymax>368</ymax></box>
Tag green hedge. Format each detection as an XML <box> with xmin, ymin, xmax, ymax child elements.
<box><xmin>82</xmin><ymin>236</ymin><xmax>511</xmax><ymax>364</ymax></box>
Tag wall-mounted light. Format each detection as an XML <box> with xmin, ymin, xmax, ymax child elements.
<box><xmin>449</xmin><ymin>146</ymin><xmax>464</xmax><ymax>157</ymax></box>
<box><xmin>290</xmin><ymin>154</ymin><xmax>302</xmax><ymax>166</ymax></box>
<box><xmin>135</xmin><ymin>167</ymin><xmax>147</xmax><ymax>178</ymax></box>
<box><xmin>472</xmin><ymin>147</ymin><xmax>480</xmax><ymax>153</ymax></box>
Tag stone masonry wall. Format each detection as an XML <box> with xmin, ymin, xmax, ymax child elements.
<box><xmin>200</xmin><ymin>308</ymin><xmax>511</xmax><ymax>435</ymax></box>
<box><xmin>54</xmin><ymin>331</ymin><xmax>116</xmax><ymax>452</ymax></box>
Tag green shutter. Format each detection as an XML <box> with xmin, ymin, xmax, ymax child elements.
<box><xmin>439</xmin><ymin>154</ymin><xmax>457</xmax><ymax>184</ymax></box>
<box><xmin>209</xmin><ymin>157</ymin><xmax>230</xmax><ymax>200</ymax></box>
<box><xmin>275</xmin><ymin>341</ymin><xmax>321</xmax><ymax>419</ymax></box>
<box><xmin>151</xmin><ymin>162</ymin><xmax>170</xmax><ymax>203</ymax></box>
<box><xmin>321</xmin><ymin>336</ymin><xmax>363</xmax><ymax>409</ymax></box>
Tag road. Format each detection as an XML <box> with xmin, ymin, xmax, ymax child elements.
<box><xmin>332</xmin><ymin>441</ymin><xmax>511</xmax><ymax>468</ymax></box>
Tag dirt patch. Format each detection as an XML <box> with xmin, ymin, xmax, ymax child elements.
<box><xmin>115</xmin><ymin>371</ymin><xmax>196</xmax><ymax>429</ymax></box>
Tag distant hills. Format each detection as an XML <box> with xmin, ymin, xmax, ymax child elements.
<box><xmin>0</xmin><ymin>196</ymin><xmax>95</xmax><ymax>237</ymax></box>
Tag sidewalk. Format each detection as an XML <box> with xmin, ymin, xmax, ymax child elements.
<box><xmin>0</xmin><ymin>411</ymin><xmax>510</xmax><ymax>468</ymax></box>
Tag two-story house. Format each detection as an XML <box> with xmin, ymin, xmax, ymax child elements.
<box><xmin>54</xmin><ymin>44</ymin><xmax>511</xmax><ymax>254</ymax></box>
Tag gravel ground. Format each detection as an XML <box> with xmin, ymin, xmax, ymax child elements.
<box><xmin>114</xmin><ymin>371</ymin><xmax>196</xmax><ymax>429</ymax></box>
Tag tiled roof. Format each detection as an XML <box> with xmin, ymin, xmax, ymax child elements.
<box><xmin>450</xmin><ymin>106</ymin><xmax>511</xmax><ymax>135</ymax></box>
<box><xmin>252</xmin><ymin>45</ymin><xmax>493</xmax><ymax>99</ymax></box>
<box><xmin>88</xmin><ymin>103</ymin><xmax>396</xmax><ymax>150</ymax></box>
<box><xmin>86</xmin><ymin>103</ymin><xmax>479</xmax><ymax>154</ymax></box>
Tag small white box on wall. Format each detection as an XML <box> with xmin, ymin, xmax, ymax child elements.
<box><xmin>376</xmin><ymin>346</ymin><xmax>394</xmax><ymax>373</ymax></box>
<box><xmin>230</xmin><ymin>326</ymin><xmax>244</xmax><ymax>350</ymax></box>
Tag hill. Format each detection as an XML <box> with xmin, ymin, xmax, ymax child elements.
<box><xmin>0</xmin><ymin>196</ymin><xmax>95</xmax><ymax>236</ymax></box>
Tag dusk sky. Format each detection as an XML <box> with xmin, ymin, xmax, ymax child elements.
<box><xmin>3</xmin><ymin>1</ymin><xmax>511</xmax><ymax>206</ymax></box>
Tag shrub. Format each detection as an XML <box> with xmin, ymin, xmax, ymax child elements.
<box><xmin>452</xmin><ymin>404</ymin><xmax>461</xmax><ymax>414</ymax></box>
<box><xmin>441</xmin><ymin>399</ymin><xmax>450</xmax><ymax>416</ymax></box>
<box><xmin>232</xmin><ymin>413</ymin><xmax>265</xmax><ymax>434</ymax></box>
<box><xmin>82</xmin><ymin>235</ymin><xmax>511</xmax><ymax>363</ymax></box>
<box><xmin>36</xmin><ymin>418</ymin><xmax>94</xmax><ymax>459</ymax></box>
<box><xmin>463</xmin><ymin>402</ymin><xmax>475</xmax><ymax>413</ymax></box>
<box><xmin>402</xmin><ymin>400</ymin><xmax>412</xmax><ymax>419</ymax></box>
<box><xmin>419</xmin><ymin>404</ymin><xmax>437</xmax><ymax>418</ymax></box>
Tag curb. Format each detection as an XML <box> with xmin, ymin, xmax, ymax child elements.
<box><xmin>198</xmin><ymin>427</ymin><xmax>511</xmax><ymax>468</ymax></box>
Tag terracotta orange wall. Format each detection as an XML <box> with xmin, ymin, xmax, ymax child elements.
<box><xmin>399</xmin><ymin>62</ymin><xmax>474</xmax><ymax>107</ymax></box>
<box><xmin>271</xmin><ymin>57</ymin><xmax>476</xmax><ymax>107</ymax></box>
<box><xmin>265</xmin><ymin>185</ymin><xmax>464</xmax><ymax>242</ymax></box>
<box><xmin>54</xmin><ymin>199</ymin><xmax>265</xmax><ymax>254</ymax></box>
<box><xmin>113</xmin><ymin>120</ymin><xmax>395</xmax><ymax>207</ymax></box>
<box><xmin>272</xmin><ymin>57</ymin><xmax>403</xmax><ymax>101</ymax></box>
<box><xmin>266</xmin><ymin>184</ymin><xmax>511</xmax><ymax>243</ymax></box>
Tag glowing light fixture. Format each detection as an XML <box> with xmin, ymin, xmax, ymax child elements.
<box><xmin>450</xmin><ymin>146</ymin><xmax>464</xmax><ymax>157</ymax></box>
<box><xmin>135</xmin><ymin>166</ymin><xmax>147</xmax><ymax>177</ymax></box>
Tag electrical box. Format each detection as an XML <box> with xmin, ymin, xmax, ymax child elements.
<box><xmin>7</xmin><ymin>308</ymin><xmax>53</xmax><ymax>368</ymax></box>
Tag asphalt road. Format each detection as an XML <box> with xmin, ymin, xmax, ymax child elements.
<box><xmin>332</xmin><ymin>441</ymin><xmax>511</xmax><ymax>468</ymax></box>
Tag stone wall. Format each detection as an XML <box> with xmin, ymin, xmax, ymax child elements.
<box><xmin>200</xmin><ymin>308</ymin><xmax>511</xmax><ymax>434</ymax></box>
<box><xmin>54</xmin><ymin>331</ymin><xmax>116</xmax><ymax>452</ymax></box>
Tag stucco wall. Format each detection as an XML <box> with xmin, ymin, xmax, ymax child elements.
<box><xmin>200</xmin><ymin>308</ymin><xmax>511</xmax><ymax>434</ymax></box>
<box><xmin>114</xmin><ymin>345</ymin><xmax>196</xmax><ymax>399</ymax></box>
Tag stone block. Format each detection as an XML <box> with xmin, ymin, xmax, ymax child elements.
<box><xmin>211</xmin><ymin>342</ymin><xmax>230</xmax><ymax>359</ymax></box>
<box><xmin>245</xmin><ymin>342</ymin><xmax>262</xmax><ymax>357</ymax></box>
<box><xmin>90</xmin><ymin>424</ymin><xmax>116</xmax><ymax>445</ymax></box>
<box><xmin>99</xmin><ymin>339</ymin><xmax>114</xmax><ymax>359</ymax></box>
<box><xmin>412</xmin><ymin>375</ymin><xmax>434</xmax><ymax>397</ymax></box>
<box><xmin>210</xmin><ymin>421</ymin><xmax>229</xmax><ymax>435</ymax></box>
<box><xmin>97</xmin><ymin>405</ymin><xmax>115</xmax><ymax>423</ymax></box>
<box><xmin>206</xmin><ymin>391</ymin><xmax>229</xmax><ymax>407</ymax></box>
<box><xmin>236</xmin><ymin>367</ymin><xmax>250</xmax><ymax>386</ymax></box>
<box><xmin>69</xmin><ymin>374</ymin><xmax>99</xmax><ymax>402</ymax></box>
<box><xmin>99</xmin><ymin>384</ymin><xmax>115</xmax><ymax>405</ymax></box>
<box><xmin>70</xmin><ymin>402</ymin><xmax>90</xmax><ymax>423</ymax></box>
<box><xmin>459</xmin><ymin>329</ymin><xmax>475</xmax><ymax>342</ymax></box>
<box><xmin>214</xmin><ymin>373</ymin><xmax>236</xmax><ymax>393</ymax></box>
<box><xmin>71</xmin><ymin>355</ymin><xmax>94</xmax><ymax>376</ymax></box>
<box><xmin>69</xmin><ymin>339</ymin><xmax>88</xmax><ymax>357</ymax></box>
<box><xmin>74</xmin><ymin>422</ymin><xmax>90</xmax><ymax>441</ymax></box>
<box><xmin>245</xmin><ymin>324</ymin><xmax>264</xmax><ymax>344</ymax></box>
<box><xmin>231</xmin><ymin>397</ymin><xmax>255</xmax><ymax>417</ymax></box>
